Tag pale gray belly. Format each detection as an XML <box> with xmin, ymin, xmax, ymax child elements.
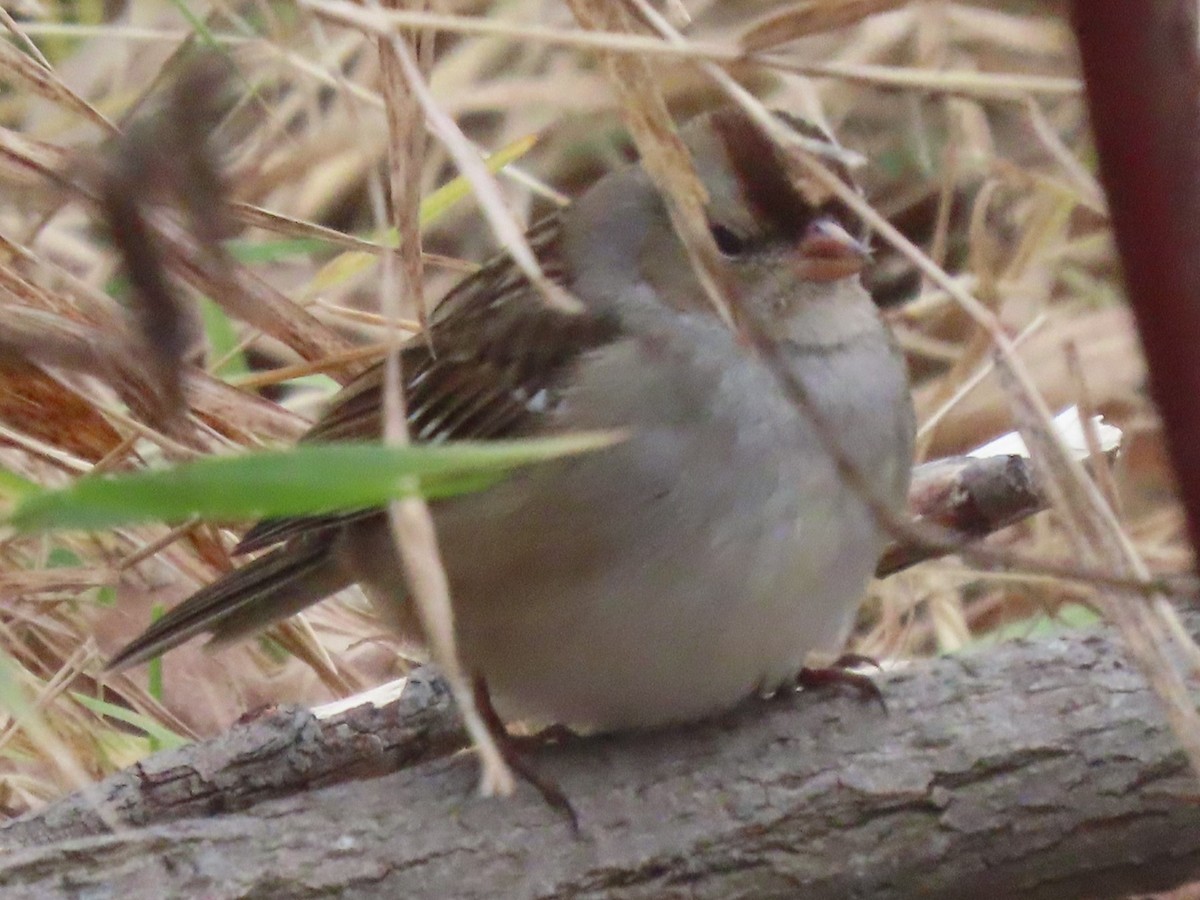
<box><xmin>344</xmin><ymin>329</ymin><xmax>912</xmax><ymax>731</ymax></box>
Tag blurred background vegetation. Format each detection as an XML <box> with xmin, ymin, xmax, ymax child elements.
<box><xmin>0</xmin><ymin>0</ymin><xmax>1185</xmax><ymax>819</ymax></box>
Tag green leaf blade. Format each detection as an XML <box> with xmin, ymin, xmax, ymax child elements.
<box><xmin>7</xmin><ymin>433</ymin><xmax>623</xmax><ymax>533</ymax></box>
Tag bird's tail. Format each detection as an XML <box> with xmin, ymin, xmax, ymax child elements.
<box><xmin>106</xmin><ymin>536</ymin><xmax>351</xmax><ymax>671</ymax></box>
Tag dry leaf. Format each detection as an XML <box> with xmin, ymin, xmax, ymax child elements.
<box><xmin>740</xmin><ymin>0</ymin><xmax>912</xmax><ymax>52</ymax></box>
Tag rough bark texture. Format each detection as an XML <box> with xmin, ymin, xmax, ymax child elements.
<box><xmin>878</xmin><ymin>453</ymin><xmax>1056</xmax><ymax>577</ymax></box>
<box><xmin>3</xmin><ymin>620</ymin><xmax>1200</xmax><ymax>899</ymax></box>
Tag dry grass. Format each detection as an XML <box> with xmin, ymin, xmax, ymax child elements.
<box><xmin>0</xmin><ymin>0</ymin><xmax>1190</xmax><ymax>819</ymax></box>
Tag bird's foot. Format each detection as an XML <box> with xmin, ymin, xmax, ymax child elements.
<box><xmin>473</xmin><ymin>677</ymin><xmax>580</xmax><ymax>833</ymax></box>
<box><xmin>505</xmin><ymin>722</ymin><xmax>582</xmax><ymax>753</ymax></box>
<box><xmin>794</xmin><ymin>653</ymin><xmax>887</xmax><ymax>712</ymax></box>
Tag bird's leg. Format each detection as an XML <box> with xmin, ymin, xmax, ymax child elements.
<box><xmin>472</xmin><ymin>676</ymin><xmax>580</xmax><ymax>832</ymax></box>
<box><xmin>794</xmin><ymin>653</ymin><xmax>887</xmax><ymax>711</ymax></box>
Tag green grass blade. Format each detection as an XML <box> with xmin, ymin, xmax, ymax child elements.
<box><xmin>199</xmin><ymin>297</ymin><xmax>249</xmax><ymax>378</ymax></box>
<box><xmin>7</xmin><ymin>433</ymin><xmax>623</xmax><ymax>533</ymax></box>
<box><xmin>0</xmin><ymin>468</ymin><xmax>40</xmax><ymax>502</ymax></box>
<box><xmin>71</xmin><ymin>692</ymin><xmax>188</xmax><ymax>750</ymax></box>
<box><xmin>309</xmin><ymin>133</ymin><xmax>536</xmax><ymax>294</ymax></box>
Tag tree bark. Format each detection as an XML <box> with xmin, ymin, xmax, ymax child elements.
<box><xmin>3</xmin><ymin>620</ymin><xmax>1200</xmax><ymax>899</ymax></box>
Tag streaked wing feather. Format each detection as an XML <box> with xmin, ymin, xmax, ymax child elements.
<box><xmin>236</xmin><ymin>211</ymin><xmax>620</xmax><ymax>555</ymax></box>
<box><xmin>107</xmin><ymin>536</ymin><xmax>347</xmax><ymax>670</ymax></box>
<box><xmin>234</xmin><ymin>510</ymin><xmax>376</xmax><ymax>555</ymax></box>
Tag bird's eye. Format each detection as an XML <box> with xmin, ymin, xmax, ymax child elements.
<box><xmin>710</xmin><ymin>224</ymin><xmax>747</xmax><ymax>257</ymax></box>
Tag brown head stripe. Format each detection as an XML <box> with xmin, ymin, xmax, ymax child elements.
<box><xmin>708</xmin><ymin>107</ymin><xmax>863</xmax><ymax>240</ymax></box>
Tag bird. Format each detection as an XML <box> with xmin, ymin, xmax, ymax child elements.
<box><xmin>108</xmin><ymin>106</ymin><xmax>915</xmax><ymax>734</ymax></box>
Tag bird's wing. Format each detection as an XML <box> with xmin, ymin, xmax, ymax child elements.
<box><xmin>235</xmin><ymin>213</ymin><xmax>620</xmax><ymax>554</ymax></box>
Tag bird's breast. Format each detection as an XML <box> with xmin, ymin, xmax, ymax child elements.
<box><xmin>362</xmin><ymin>316</ymin><xmax>913</xmax><ymax>731</ymax></box>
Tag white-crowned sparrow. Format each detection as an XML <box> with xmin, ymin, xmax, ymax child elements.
<box><xmin>109</xmin><ymin>107</ymin><xmax>915</xmax><ymax>733</ymax></box>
